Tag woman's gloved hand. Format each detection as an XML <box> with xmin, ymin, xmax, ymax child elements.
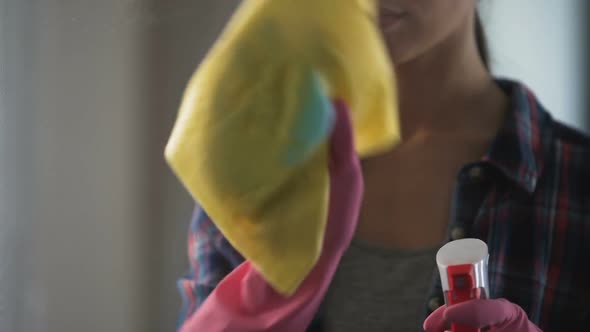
<box><xmin>423</xmin><ymin>298</ymin><xmax>543</xmax><ymax>332</ymax></box>
<box><xmin>179</xmin><ymin>101</ymin><xmax>364</xmax><ymax>332</ymax></box>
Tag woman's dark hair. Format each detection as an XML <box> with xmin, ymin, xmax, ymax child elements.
<box><xmin>474</xmin><ymin>11</ymin><xmax>490</xmax><ymax>70</ymax></box>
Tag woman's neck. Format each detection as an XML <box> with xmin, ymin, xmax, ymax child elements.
<box><xmin>393</xmin><ymin>16</ymin><xmax>508</xmax><ymax>141</ymax></box>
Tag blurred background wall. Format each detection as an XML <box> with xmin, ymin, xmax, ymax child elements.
<box><xmin>481</xmin><ymin>0</ymin><xmax>588</xmax><ymax>130</ymax></box>
<box><xmin>0</xmin><ymin>1</ymin><xmax>588</xmax><ymax>332</ymax></box>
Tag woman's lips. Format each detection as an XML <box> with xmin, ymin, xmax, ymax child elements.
<box><xmin>378</xmin><ymin>7</ymin><xmax>407</xmax><ymax>30</ymax></box>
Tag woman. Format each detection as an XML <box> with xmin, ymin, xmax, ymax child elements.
<box><xmin>177</xmin><ymin>0</ymin><xmax>590</xmax><ymax>331</ymax></box>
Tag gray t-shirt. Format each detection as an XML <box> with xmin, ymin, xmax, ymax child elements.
<box><xmin>323</xmin><ymin>238</ymin><xmax>438</xmax><ymax>332</ymax></box>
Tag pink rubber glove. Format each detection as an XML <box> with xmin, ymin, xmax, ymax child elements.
<box><xmin>423</xmin><ymin>298</ymin><xmax>543</xmax><ymax>332</ymax></box>
<box><xmin>179</xmin><ymin>100</ymin><xmax>363</xmax><ymax>332</ymax></box>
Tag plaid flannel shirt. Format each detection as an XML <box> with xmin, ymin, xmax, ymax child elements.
<box><xmin>177</xmin><ymin>80</ymin><xmax>590</xmax><ymax>331</ymax></box>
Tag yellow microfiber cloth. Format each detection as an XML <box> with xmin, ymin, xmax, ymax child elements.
<box><xmin>165</xmin><ymin>0</ymin><xmax>400</xmax><ymax>296</ymax></box>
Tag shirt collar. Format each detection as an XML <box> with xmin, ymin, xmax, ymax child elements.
<box><xmin>482</xmin><ymin>80</ymin><xmax>551</xmax><ymax>193</ymax></box>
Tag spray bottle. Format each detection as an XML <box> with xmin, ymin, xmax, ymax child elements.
<box><xmin>436</xmin><ymin>238</ymin><xmax>490</xmax><ymax>332</ymax></box>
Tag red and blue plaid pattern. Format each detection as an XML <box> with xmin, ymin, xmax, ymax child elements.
<box><xmin>177</xmin><ymin>81</ymin><xmax>590</xmax><ymax>331</ymax></box>
<box><xmin>177</xmin><ymin>208</ymin><xmax>243</xmax><ymax>327</ymax></box>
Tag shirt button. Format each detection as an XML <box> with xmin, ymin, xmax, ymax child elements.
<box><xmin>428</xmin><ymin>297</ymin><xmax>442</xmax><ymax>312</ymax></box>
<box><xmin>468</xmin><ymin>166</ymin><xmax>484</xmax><ymax>180</ymax></box>
<box><xmin>530</xmin><ymin>177</ymin><xmax>537</xmax><ymax>189</ymax></box>
<box><xmin>450</xmin><ymin>227</ymin><xmax>465</xmax><ymax>240</ymax></box>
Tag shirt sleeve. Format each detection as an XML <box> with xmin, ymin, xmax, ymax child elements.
<box><xmin>176</xmin><ymin>206</ymin><xmax>244</xmax><ymax>329</ymax></box>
